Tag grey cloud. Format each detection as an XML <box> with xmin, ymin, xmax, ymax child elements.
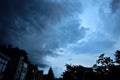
<box><xmin>40</xmin><ymin>18</ymin><xmax>89</xmax><ymax>49</ymax></box>
<box><xmin>37</xmin><ymin>63</ymin><xmax>49</xmax><ymax>68</ymax></box>
<box><xmin>71</xmin><ymin>32</ymin><xmax>116</xmax><ymax>54</ymax></box>
<box><xmin>98</xmin><ymin>0</ymin><xmax>120</xmax><ymax>40</ymax></box>
<box><xmin>28</xmin><ymin>52</ymin><xmax>49</xmax><ymax>68</ymax></box>
<box><xmin>110</xmin><ymin>0</ymin><xmax>120</xmax><ymax>13</ymax></box>
<box><xmin>78</xmin><ymin>40</ymin><xmax>115</xmax><ymax>53</ymax></box>
<box><xmin>57</xmin><ymin>21</ymin><xmax>88</xmax><ymax>45</ymax></box>
<box><xmin>0</xmin><ymin>0</ymin><xmax>82</xmax><ymax>45</ymax></box>
<box><xmin>18</xmin><ymin>17</ymin><xmax>88</xmax><ymax>68</ymax></box>
<box><xmin>0</xmin><ymin>0</ymin><xmax>82</xmax><ymax>68</ymax></box>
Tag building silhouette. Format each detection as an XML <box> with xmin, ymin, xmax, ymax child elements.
<box><xmin>0</xmin><ymin>46</ymin><xmax>25</xmax><ymax>80</ymax></box>
<box><xmin>0</xmin><ymin>45</ymin><xmax>44</xmax><ymax>80</ymax></box>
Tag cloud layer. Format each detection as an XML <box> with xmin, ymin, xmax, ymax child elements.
<box><xmin>0</xmin><ymin>0</ymin><xmax>82</xmax><ymax>67</ymax></box>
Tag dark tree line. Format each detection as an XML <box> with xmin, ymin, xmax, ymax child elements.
<box><xmin>57</xmin><ymin>50</ymin><xmax>120</xmax><ymax>80</ymax></box>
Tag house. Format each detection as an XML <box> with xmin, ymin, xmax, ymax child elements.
<box><xmin>0</xmin><ymin>45</ymin><xmax>44</xmax><ymax>80</ymax></box>
<box><xmin>0</xmin><ymin>45</ymin><xmax>28</xmax><ymax>80</ymax></box>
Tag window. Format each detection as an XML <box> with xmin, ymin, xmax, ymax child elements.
<box><xmin>0</xmin><ymin>57</ymin><xmax>8</xmax><ymax>73</ymax></box>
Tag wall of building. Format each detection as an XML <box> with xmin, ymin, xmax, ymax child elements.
<box><xmin>0</xmin><ymin>46</ymin><xmax>43</xmax><ymax>80</ymax></box>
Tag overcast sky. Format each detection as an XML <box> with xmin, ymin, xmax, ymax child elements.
<box><xmin>0</xmin><ymin>0</ymin><xmax>120</xmax><ymax>77</ymax></box>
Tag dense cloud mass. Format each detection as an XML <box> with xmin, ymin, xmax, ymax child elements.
<box><xmin>0</xmin><ymin>0</ymin><xmax>82</xmax><ymax>44</ymax></box>
<box><xmin>110</xmin><ymin>0</ymin><xmax>120</xmax><ymax>13</ymax></box>
<box><xmin>0</xmin><ymin>0</ymin><xmax>82</xmax><ymax>67</ymax></box>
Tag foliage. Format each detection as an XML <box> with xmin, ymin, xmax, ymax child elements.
<box><xmin>61</xmin><ymin>50</ymin><xmax>120</xmax><ymax>80</ymax></box>
<box><xmin>62</xmin><ymin>64</ymin><xmax>95</xmax><ymax>80</ymax></box>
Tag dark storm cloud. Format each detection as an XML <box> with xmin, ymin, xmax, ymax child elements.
<box><xmin>40</xmin><ymin>19</ymin><xmax>89</xmax><ymax>49</ymax></box>
<box><xmin>28</xmin><ymin>50</ymin><xmax>50</xmax><ymax>68</ymax></box>
<box><xmin>69</xmin><ymin>31</ymin><xmax>116</xmax><ymax>54</ymax></box>
<box><xmin>110</xmin><ymin>0</ymin><xmax>120</xmax><ymax>13</ymax></box>
<box><xmin>0</xmin><ymin>0</ymin><xmax>82</xmax><ymax>68</ymax></box>
<box><xmin>20</xmin><ymin>17</ymin><xmax>88</xmax><ymax>68</ymax></box>
<box><xmin>110</xmin><ymin>0</ymin><xmax>120</xmax><ymax>38</ymax></box>
<box><xmin>99</xmin><ymin>0</ymin><xmax>120</xmax><ymax>39</ymax></box>
<box><xmin>0</xmin><ymin>0</ymin><xmax>82</xmax><ymax>44</ymax></box>
<box><xmin>76</xmin><ymin>40</ymin><xmax>115</xmax><ymax>54</ymax></box>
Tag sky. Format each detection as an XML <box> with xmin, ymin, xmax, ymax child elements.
<box><xmin>0</xmin><ymin>0</ymin><xmax>120</xmax><ymax>78</ymax></box>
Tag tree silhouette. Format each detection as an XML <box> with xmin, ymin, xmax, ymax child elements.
<box><xmin>92</xmin><ymin>53</ymin><xmax>114</xmax><ymax>80</ymax></box>
<box><xmin>96</xmin><ymin>54</ymin><xmax>114</xmax><ymax>67</ymax></box>
<box><xmin>61</xmin><ymin>50</ymin><xmax>120</xmax><ymax>80</ymax></box>
<box><xmin>115</xmin><ymin>50</ymin><xmax>120</xmax><ymax>65</ymax></box>
<box><xmin>47</xmin><ymin>67</ymin><xmax>55</xmax><ymax>80</ymax></box>
<box><xmin>62</xmin><ymin>64</ymin><xmax>94</xmax><ymax>80</ymax></box>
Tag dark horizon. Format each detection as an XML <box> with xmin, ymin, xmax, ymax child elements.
<box><xmin>1</xmin><ymin>45</ymin><xmax>120</xmax><ymax>80</ymax></box>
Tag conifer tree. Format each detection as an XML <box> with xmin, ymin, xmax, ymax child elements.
<box><xmin>47</xmin><ymin>67</ymin><xmax>55</xmax><ymax>80</ymax></box>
